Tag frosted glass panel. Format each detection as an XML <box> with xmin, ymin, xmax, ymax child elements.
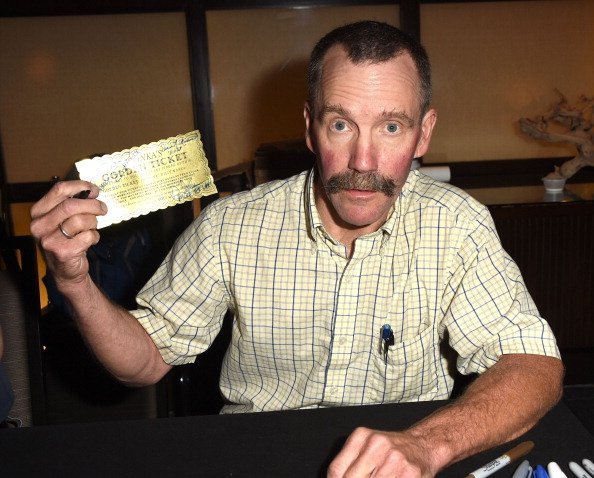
<box><xmin>0</xmin><ymin>13</ymin><xmax>194</xmax><ymax>182</ymax></box>
<box><xmin>207</xmin><ymin>5</ymin><xmax>399</xmax><ymax>170</ymax></box>
<box><xmin>422</xmin><ymin>0</ymin><xmax>594</xmax><ymax>163</ymax></box>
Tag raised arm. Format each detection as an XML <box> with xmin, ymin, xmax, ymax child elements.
<box><xmin>328</xmin><ymin>353</ymin><xmax>563</xmax><ymax>477</ymax></box>
<box><xmin>30</xmin><ymin>180</ymin><xmax>171</xmax><ymax>386</ymax></box>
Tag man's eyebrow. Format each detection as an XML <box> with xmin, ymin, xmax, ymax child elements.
<box><xmin>381</xmin><ymin>110</ymin><xmax>415</xmax><ymax>128</ymax></box>
<box><xmin>317</xmin><ymin>105</ymin><xmax>415</xmax><ymax>128</ymax></box>
<box><xmin>317</xmin><ymin>104</ymin><xmax>350</xmax><ymax>121</ymax></box>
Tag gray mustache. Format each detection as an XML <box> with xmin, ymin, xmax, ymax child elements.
<box><xmin>325</xmin><ymin>171</ymin><xmax>396</xmax><ymax>197</ymax></box>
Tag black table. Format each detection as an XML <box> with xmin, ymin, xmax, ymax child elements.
<box><xmin>0</xmin><ymin>400</ymin><xmax>592</xmax><ymax>477</ymax></box>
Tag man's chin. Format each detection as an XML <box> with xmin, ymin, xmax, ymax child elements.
<box><xmin>333</xmin><ymin>204</ymin><xmax>392</xmax><ymax>230</ymax></box>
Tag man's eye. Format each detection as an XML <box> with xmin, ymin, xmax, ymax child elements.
<box><xmin>386</xmin><ymin>123</ymin><xmax>399</xmax><ymax>133</ymax></box>
<box><xmin>332</xmin><ymin>120</ymin><xmax>348</xmax><ymax>132</ymax></box>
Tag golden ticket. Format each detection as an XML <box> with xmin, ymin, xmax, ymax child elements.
<box><xmin>76</xmin><ymin>130</ymin><xmax>217</xmax><ymax>229</ymax></box>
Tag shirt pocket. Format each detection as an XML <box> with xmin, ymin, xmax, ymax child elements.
<box><xmin>372</xmin><ymin>323</ymin><xmax>439</xmax><ymax>402</ymax></box>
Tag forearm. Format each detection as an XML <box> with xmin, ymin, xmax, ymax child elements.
<box><xmin>407</xmin><ymin>354</ymin><xmax>564</xmax><ymax>475</ymax></box>
<box><xmin>60</xmin><ymin>274</ymin><xmax>171</xmax><ymax>386</ymax></box>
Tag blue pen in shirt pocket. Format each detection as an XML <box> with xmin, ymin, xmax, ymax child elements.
<box><xmin>380</xmin><ymin>324</ymin><xmax>395</xmax><ymax>364</ymax></box>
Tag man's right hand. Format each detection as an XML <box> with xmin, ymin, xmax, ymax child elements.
<box><xmin>30</xmin><ymin>179</ymin><xmax>171</xmax><ymax>386</ymax></box>
<box><xmin>30</xmin><ymin>180</ymin><xmax>106</xmax><ymax>288</ymax></box>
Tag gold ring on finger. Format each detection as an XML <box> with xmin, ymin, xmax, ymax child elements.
<box><xmin>58</xmin><ymin>221</ymin><xmax>74</xmax><ymax>239</ymax></box>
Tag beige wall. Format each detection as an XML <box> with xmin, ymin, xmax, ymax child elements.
<box><xmin>0</xmin><ymin>13</ymin><xmax>194</xmax><ymax>183</ymax></box>
<box><xmin>205</xmin><ymin>1</ymin><xmax>594</xmax><ymax>169</ymax></box>
<box><xmin>2</xmin><ymin>2</ymin><xmax>592</xmax><ymax>180</ymax></box>
<box><xmin>422</xmin><ymin>0</ymin><xmax>594</xmax><ymax>163</ymax></box>
<box><xmin>206</xmin><ymin>5</ymin><xmax>399</xmax><ymax>170</ymax></box>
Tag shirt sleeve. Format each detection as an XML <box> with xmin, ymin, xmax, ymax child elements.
<box><xmin>441</xmin><ymin>208</ymin><xmax>560</xmax><ymax>375</ymax></box>
<box><xmin>131</xmin><ymin>205</ymin><xmax>230</xmax><ymax>365</ymax></box>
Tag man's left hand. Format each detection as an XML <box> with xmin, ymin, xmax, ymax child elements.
<box><xmin>327</xmin><ymin>427</ymin><xmax>434</xmax><ymax>478</ymax></box>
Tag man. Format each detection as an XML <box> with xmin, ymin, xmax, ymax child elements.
<box><xmin>31</xmin><ymin>21</ymin><xmax>563</xmax><ymax>477</ymax></box>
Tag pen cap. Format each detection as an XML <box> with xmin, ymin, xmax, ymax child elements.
<box><xmin>507</xmin><ymin>441</ymin><xmax>535</xmax><ymax>462</ymax></box>
<box><xmin>568</xmin><ymin>461</ymin><xmax>591</xmax><ymax>478</ymax></box>
<box><xmin>534</xmin><ymin>464</ymin><xmax>550</xmax><ymax>478</ymax></box>
<box><xmin>512</xmin><ymin>460</ymin><xmax>532</xmax><ymax>478</ymax></box>
<box><xmin>547</xmin><ymin>462</ymin><xmax>568</xmax><ymax>478</ymax></box>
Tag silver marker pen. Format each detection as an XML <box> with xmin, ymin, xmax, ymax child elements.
<box><xmin>512</xmin><ymin>460</ymin><xmax>532</xmax><ymax>478</ymax></box>
<box><xmin>569</xmin><ymin>461</ymin><xmax>592</xmax><ymax>478</ymax></box>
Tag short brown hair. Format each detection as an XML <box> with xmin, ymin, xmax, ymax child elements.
<box><xmin>307</xmin><ymin>21</ymin><xmax>432</xmax><ymax>117</ymax></box>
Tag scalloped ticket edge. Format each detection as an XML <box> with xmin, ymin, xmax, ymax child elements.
<box><xmin>75</xmin><ymin>130</ymin><xmax>217</xmax><ymax>229</ymax></box>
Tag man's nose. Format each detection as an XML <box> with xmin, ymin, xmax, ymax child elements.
<box><xmin>348</xmin><ymin>134</ymin><xmax>378</xmax><ymax>172</ymax></box>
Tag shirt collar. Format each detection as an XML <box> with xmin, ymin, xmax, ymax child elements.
<box><xmin>305</xmin><ymin>168</ymin><xmax>323</xmax><ymax>238</ymax></box>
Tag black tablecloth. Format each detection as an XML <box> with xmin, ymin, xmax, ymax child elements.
<box><xmin>0</xmin><ymin>400</ymin><xmax>592</xmax><ymax>477</ymax></box>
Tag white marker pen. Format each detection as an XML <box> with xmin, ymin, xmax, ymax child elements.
<box><xmin>466</xmin><ymin>441</ymin><xmax>535</xmax><ymax>478</ymax></box>
<box><xmin>548</xmin><ymin>462</ymin><xmax>568</xmax><ymax>478</ymax></box>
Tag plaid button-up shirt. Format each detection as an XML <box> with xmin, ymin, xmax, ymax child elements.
<box><xmin>133</xmin><ymin>169</ymin><xmax>559</xmax><ymax>413</ymax></box>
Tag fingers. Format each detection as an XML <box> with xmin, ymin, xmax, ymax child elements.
<box><xmin>30</xmin><ymin>180</ymin><xmax>100</xmax><ymax>219</ymax></box>
<box><xmin>56</xmin><ymin>210</ymin><xmax>102</xmax><ymax>240</ymax></box>
<box><xmin>29</xmin><ymin>180</ymin><xmax>106</xmax><ymax>285</ymax></box>
<box><xmin>44</xmin><ymin>227</ymin><xmax>100</xmax><ymax>265</ymax></box>
<box><xmin>328</xmin><ymin>427</ymin><xmax>375</xmax><ymax>477</ymax></box>
<box><xmin>327</xmin><ymin>428</ymin><xmax>426</xmax><ymax>478</ymax></box>
<box><xmin>38</xmin><ymin>211</ymin><xmax>101</xmax><ymax>259</ymax></box>
<box><xmin>30</xmin><ymin>181</ymin><xmax>106</xmax><ymax>241</ymax></box>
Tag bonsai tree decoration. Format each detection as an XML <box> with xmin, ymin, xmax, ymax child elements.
<box><xmin>519</xmin><ymin>90</ymin><xmax>594</xmax><ymax>180</ymax></box>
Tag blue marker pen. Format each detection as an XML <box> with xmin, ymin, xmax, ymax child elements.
<box><xmin>534</xmin><ymin>465</ymin><xmax>550</xmax><ymax>478</ymax></box>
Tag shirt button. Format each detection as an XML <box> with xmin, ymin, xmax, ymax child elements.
<box><xmin>338</xmin><ymin>337</ymin><xmax>346</xmax><ymax>346</ymax></box>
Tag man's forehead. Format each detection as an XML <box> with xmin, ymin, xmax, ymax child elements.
<box><xmin>316</xmin><ymin>47</ymin><xmax>422</xmax><ymax>121</ymax></box>
<box><xmin>319</xmin><ymin>46</ymin><xmax>420</xmax><ymax>95</ymax></box>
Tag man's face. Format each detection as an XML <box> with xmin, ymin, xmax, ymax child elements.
<box><xmin>305</xmin><ymin>46</ymin><xmax>436</xmax><ymax>238</ymax></box>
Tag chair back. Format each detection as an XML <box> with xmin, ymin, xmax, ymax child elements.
<box><xmin>0</xmin><ymin>235</ymin><xmax>45</xmax><ymax>426</ymax></box>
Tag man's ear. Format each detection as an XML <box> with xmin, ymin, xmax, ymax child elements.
<box><xmin>414</xmin><ymin>108</ymin><xmax>437</xmax><ymax>159</ymax></box>
<box><xmin>304</xmin><ymin>102</ymin><xmax>316</xmax><ymax>153</ymax></box>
